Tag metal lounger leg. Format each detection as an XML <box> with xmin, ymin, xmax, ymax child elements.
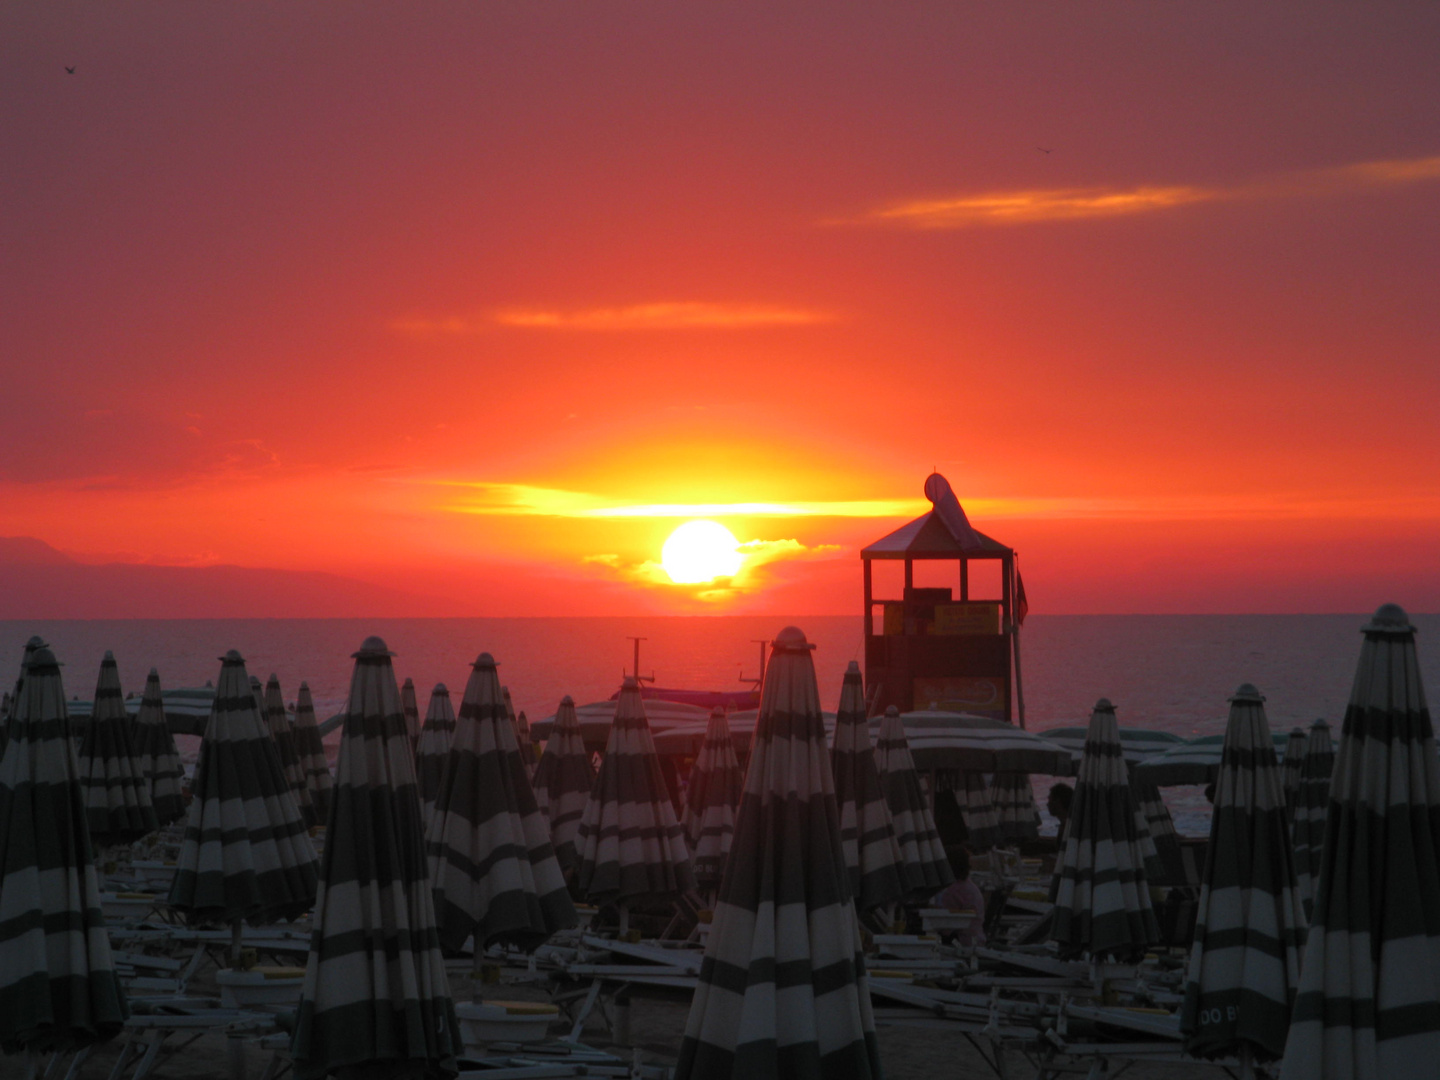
<box><xmin>567</xmin><ymin>979</ymin><xmax>604</xmax><ymax>1043</ymax></box>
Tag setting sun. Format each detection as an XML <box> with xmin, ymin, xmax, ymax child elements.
<box><xmin>660</xmin><ymin>520</ymin><xmax>744</xmax><ymax>584</ymax></box>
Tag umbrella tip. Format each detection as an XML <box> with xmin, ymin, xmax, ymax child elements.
<box><xmin>221</xmin><ymin>649</ymin><xmax>244</xmax><ymax>663</ymax></box>
<box><xmin>148</xmin><ymin>666</ymin><xmax>159</xmax><ymax>676</ymax></box>
<box><xmin>560</xmin><ymin>693</ymin><xmax>573</xmax><ymax>705</ymax></box>
<box><xmin>268</xmin><ymin>673</ymin><xmax>279</xmax><ymax>685</ymax></box>
<box><xmin>1291</xmin><ymin>726</ymin><xmax>1306</xmax><ymax>736</ymax></box>
<box><xmin>622</xmin><ymin>674</ymin><xmax>638</xmax><ymax>689</ymax></box>
<box><xmin>885</xmin><ymin>705</ymin><xmax>900</xmax><ymax>717</ymax></box>
<box><xmin>1311</xmin><ymin>716</ymin><xmax>1328</xmax><ymax>729</ymax></box>
<box><xmin>403</xmin><ymin>676</ymin><xmax>414</xmax><ymax>687</ymax></box>
<box><xmin>1230</xmin><ymin>682</ymin><xmax>1266</xmax><ymax>703</ymax></box>
<box><xmin>25</xmin><ymin>647</ymin><xmax>58</xmax><ymax>668</ymax></box>
<box><xmin>103</xmin><ymin>649</ymin><xmax>115</xmax><ymax>661</ymax></box>
<box><xmin>1365</xmin><ymin>603</ymin><xmax>1414</xmax><ymax>634</ymax></box>
<box><xmin>1094</xmin><ymin>697</ymin><xmax>1115</xmax><ymax>713</ymax></box>
<box><xmin>773</xmin><ymin>625</ymin><xmax>815</xmax><ymax>651</ymax></box>
<box><xmin>845</xmin><ymin>659</ymin><xmax>861</xmax><ymax>674</ymax></box>
<box><xmin>299</xmin><ymin>680</ymin><xmax>309</xmax><ymax>689</ymax></box>
<box><xmin>472</xmin><ymin>652</ymin><xmax>496</xmax><ymax>668</ymax></box>
<box><xmin>25</xmin><ymin>635</ymin><xmax>47</xmax><ymax>648</ymax></box>
<box><xmin>353</xmin><ymin>636</ymin><xmax>396</xmax><ymax>658</ymax></box>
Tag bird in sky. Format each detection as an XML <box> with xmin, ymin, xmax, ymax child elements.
<box><xmin>1037</xmin><ymin>146</ymin><xmax>1052</xmax><ymax>154</ymax></box>
<box><xmin>65</xmin><ymin>66</ymin><xmax>75</xmax><ymax>74</ymax></box>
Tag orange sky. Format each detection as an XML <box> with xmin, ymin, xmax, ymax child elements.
<box><xmin>3</xmin><ymin>4</ymin><xmax>1438</xmax><ymax>616</ymax></box>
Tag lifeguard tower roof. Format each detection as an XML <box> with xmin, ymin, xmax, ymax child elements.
<box><xmin>861</xmin><ymin>473</ymin><xmax>1012</xmax><ymax>560</ymax></box>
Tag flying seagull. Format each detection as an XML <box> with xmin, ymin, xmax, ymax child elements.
<box><xmin>1036</xmin><ymin>146</ymin><xmax>1052</xmax><ymax>154</ymax></box>
<box><xmin>65</xmin><ymin>66</ymin><xmax>75</xmax><ymax>74</ymax></box>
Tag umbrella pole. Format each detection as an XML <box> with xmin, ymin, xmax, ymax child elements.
<box><xmin>618</xmin><ymin>899</ymin><xmax>629</xmax><ymax>938</ymax></box>
<box><xmin>1238</xmin><ymin>1042</ymin><xmax>1254</xmax><ymax>1080</ymax></box>
<box><xmin>230</xmin><ymin>919</ymin><xmax>243</xmax><ymax>968</ymax></box>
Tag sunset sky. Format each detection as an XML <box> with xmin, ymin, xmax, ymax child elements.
<box><xmin>4</xmin><ymin>4</ymin><xmax>1438</xmax><ymax>616</ymax></box>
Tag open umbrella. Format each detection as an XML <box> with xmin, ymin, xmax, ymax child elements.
<box><xmin>76</xmin><ymin>651</ymin><xmax>158</xmax><ymax>847</ymax></box>
<box><xmin>575</xmin><ymin>677</ymin><xmax>694</xmax><ymax>921</ymax></box>
<box><xmin>131</xmin><ymin>668</ymin><xmax>186</xmax><ymax>827</ymax></box>
<box><xmin>1051</xmin><ymin>699</ymin><xmax>1159</xmax><ymax>959</ymax></box>
<box><xmin>0</xmin><ymin>647</ymin><xmax>128</xmax><ymax>1054</ymax></box>
<box><xmin>531</xmin><ymin>694</ymin><xmax>593</xmax><ymax>874</ymax></box>
<box><xmin>684</xmin><ymin>707</ymin><xmax>744</xmax><ymax>894</ymax></box>
<box><xmin>415</xmin><ymin>683</ymin><xmax>456</xmax><ymax>828</ymax></box>
<box><xmin>1180</xmin><ymin>684</ymin><xmax>1305</xmax><ymax>1065</ymax></box>
<box><xmin>293</xmin><ymin>682</ymin><xmax>333</xmax><ymax>825</ymax></box>
<box><xmin>1282</xmin><ymin>726</ymin><xmax>1307</xmax><ymax>823</ymax></box>
<box><xmin>677</xmin><ymin>627</ymin><xmax>881</xmax><ymax>1080</ymax></box>
<box><xmin>1041</xmin><ymin>724</ymin><xmax>1186</xmax><ymax>773</ymax></box>
<box><xmin>830</xmin><ymin>663</ymin><xmax>905</xmax><ymax>913</ymax></box>
<box><xmin>426</xmin><ymin>653</ymin><xmax>575</xmax><ymax>952</ymax></box>
<box><xmin>1134</xmin><ymin>730</ymin><xmax>1291</xmax><ymax>787</ymax></box>
<box><xmin>990</xmin><ymin>772</ymin><xmax>1042</xmax><ymax>845</ymax></box>
<box><xmin>883</xmin><ymin>710</ymin><xmax>1073</xmax><ymax>775</ymax></box>
<box><xmin>1280</xmin><ymin>605</ymin><xmax>1440</xmax><ymax>1080</ymax></box>
<box><xmin>265</xmin><ymin>674</ymin><xmax>316</xmax><ymax>828</ymax></box>
<box><xmin>401</xmin><ymin>676</ymin><xmax>421</xmax><ymax>756</ymax></box>
<box><xmin>291</xmin><ymin>637</ymin><xmax>458</xmax><ymax>1080</ymax></box>
<box><xmin>876</xmin><ymin>706</ymin><xmax>953</xmax><ymax>899</ymax></box>
<box><xmin>168</xmin><ymin>650</ymin><xmax>319</xmax><ymax>934</ymax></box>
<box><xmin>1289</xmin><ymin>718</ymin><xmax>1334</xmax><ymax>921</ymax></box>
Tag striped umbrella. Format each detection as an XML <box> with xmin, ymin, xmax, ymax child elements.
<box><xmin>516</xmin><ymin>709</ymin><xmax>539</xmax><ymax>776</ymax></box>
<box><xmin>1131</xmin><ymin>774</ymin><xmax>1185</xmax><ymax>884</ymax></box>
<box><xmin>0</xmin><ymin>647</ymin><xmax>129</xmax><ymax>1054</ymax></box>
<box><xmin>293</xmin><ymin>682</ymin><xmax>333</xmax><ymax>825</ymax></box>
<box><xmin>676</xmin><ymin>627</ymin><xmax>881</xmax><ymax>1080</ymax></box>
<box><xmin>414</xmin><ymin>682</ymin><xmax>456</xmax><ymax>829</ymax></box>
<box><xmin>1180</xmin><ymin>683</ymin><xmax>1305</xmax><ymax>1063</ymax></box>
<box><xmin>291</xmin><ymin>637</ymin><xmax>458</xmax><ymax>1080</ymax></box>
<box><xmin>2</xmin><ymin>636</ymin><xmax>49</xmax><ymax>759</ymax></box>
<box><xmin>1281</xmin><ymin>605</ymin><xmax>1440</xmax><ymax>1080</ymax></box>
<box><xmin>1041</xmin><ymin>724</ymin><xmax>1186</xmax><ymax>773</ymax></box>
<box><xmin>1282</xmin><ymin>726</ymin><xmax>1307</xmax><ymax>823</ymax></box>
<box><xmin>1134</xmin><ymin>730</ymin><xmax>1292</xmax><ymax>786</ymax></box>
<box><xmin>168</xmin><ymin>650</ymin><xmax>319</xmax><ymax>927</ymax></box>
<box><xmin>131</xmin><ymin>668</ymin><xmax>186</xmax><ymax>827</ymax></box>
<box><xmin>401</xmin><ymin>676</ymin><xmax>421</xmax><ymax>755</ymax></box>
<box><xmin>1290</xmin><ymin>718</ymin><xmax>1334</xmax><ymax>921</ymax></box>
<box><xmin>575</xmin><ymin>676</ymin><xmax>694</xmax><ymax>912</ymax></box>
<box><xmin>990</xmin><ymin>772</ymin><xmax>1042</xmax><ymax>845</ymax></box>
<box><xmin>76</xmin><ymin>651</ymin><xmax>158</xmax><ymax>847</ymax></box>
<box><xmin>501</xmin><ymin>686</ymin><xmax>534</xmax><ymax>781</ymax></box>
<box><xmin>934</xmin><ymin>770</ymin><xmax>1005</xmax><ymax>852</ymax></box>
<box><xmin>830</xmin><ymin>663</ymin><xmax>905</xmax><ymax>912</ymax></box>
<box><xmin>684</xmin><ymin>707</ymin><xmax>744</xmax><ymax>893</ymax></box>
<box><xmin>1051</xmin><ymin>699</ymin><xmax>1160</xmax><ymax>958</ymax></box>
<box><xmin>425</xmin><ymin>653</ymin><xmax>576</xmax><ymax>951</ymax></box>
<box><xmin>881</xmin><ymin>710</ymin><xmax>1073</xmax><ymax>775</ymax></box>
<box><xmin>531</xmin><ymin>694</ymin><xmax>593</xmax><ymax>874</ymax></box>
<box><xmin>265</xmin><ymin>674</ymin><xmax>316</xmax><ymax>828</ymax></box>
<box><xmin>876</xmin><ymin>706</ymin><xmax>954</xmax><ymax>899</ymax></box>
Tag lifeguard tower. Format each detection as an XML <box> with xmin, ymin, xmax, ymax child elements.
<box><xmin>861</xmin><ymin>473</ymin><xmax>1027</xmax><ymax>726</ymax></box>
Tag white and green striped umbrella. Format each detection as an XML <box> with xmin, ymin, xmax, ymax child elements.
<box><xmin>882</xmin><ymin>710</ymin><xmax>1073</xmax><ymax>775</ymax></box>
<box><xmin>293</xmin><ymin>682</ymin><xmax>333</xmax><ymax>825</ymax></box>
<box><xmin>876</xmin><ymin>706</ymin><xmax>954</xmax><ymax>899</ymax></box>
<box><xmin>400</xmin><ymin>677</ymin><xmax>421</xmax><ymax>757</ymax></box>
<box><xmin>575</xmin><ymin>677</ymin><xmax>694</xmax><ymax>906</ymax></box>
<box><xmin>516</xmin><ymin>709</ymin><xmax>539</xmax><ymax>778</ymax></box>
<box><xmin>531</xmin><ymin>694</ymin><xmax>593</xmax><ymax>874</ymax></box>
<box><xmin>684</xmin><ymin>708</ymin><xmax>743</xmax><ymax>892</ymax></box>
<box><xmin>75</xmin><ymin>651</ymin><xmax>158</xmax><ymax>847</ymax></box>
<box><xmin>0</xmin><ymin>647</ymin><xmax>129</xmax><ymax>1054</ymax></box>
<box><xmin>131</xmin><ymin>668</ymin><xmax>186</xmax><ymax>828</ymax></box>
<box><xmin>291</xmin><ymin>637</ymin><xmax>458</xmax><ymax>1080</ymax></box>
<box><xmin>1282</xmin><ymin>726</ymin><xmax>1308</xmax><ymax>824</ymax></box>
<box><xmin>990</xmin><ymin>772</ymin><xmax>1042</xmax><ymax>845</ymax></box>
<box><xmin>1051</xmin><ymin>699</ymin><xmax>1160</xmax><ymax>958</ymax></box>
<box><xmin>934</xmin><ymin>769</ymin><xmax>1006</xmax><ymax>852</ymax></box>
<box><xmin>1042</xmin><ymin>724</ymin><xmax>1186</xmax><ymax>774</ymax></box>
<box><xmin>426</xmin><ymin>653</ymin><xmax>576</xmax><ymax>950</ymax></box>
<box><xmin>1290</xmin><ymin>718</ymin><xmax>1334</xmax><ymax>922</ymax></box>
<box><xmin>1181</xmin><ymin>683</ymin><xmax>1305</xmax><ymax>1063</ymax></box>
<box><xmin>415</xmin><ymin>682</ymin><xmax>456</xmax><ymax>830</ymax></box>
<box><xmin>1131</xmin><ymin>774</ymin><xmax>1185</xmax><ymax>884</ymax></box>
<box><xmin>676</xmin><ymin>627</ymin><xmax>881</xmax><ymax>1080</ymax></box>
<box><xmin>1</xmin><ymin>636</ymin><xmax>49</xmax><ymax>760</ymax></box>
<box><xmin>265</xmin><ymin>674</ymin><xmax>316</xmax><ymax>828</ymax></box>
<box><xmin>831</xmin><ymin>663</ymin><xmax>905</xmax><ymax>912</ymax></box>
<box><xmin>168</xmin><ymin>650</ymin><xmax>318</xmax><ymax>925</ymax></box>
<box><xmin>1280</xmin><ymin>605</ymin><xmax>1440</xmax><ymax>1080</ymax></box>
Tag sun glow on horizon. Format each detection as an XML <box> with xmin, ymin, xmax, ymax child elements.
<box><xmin>660</xmin><ymin>520</ymin><xmax>744</xmax><ymax>585</ymax></box>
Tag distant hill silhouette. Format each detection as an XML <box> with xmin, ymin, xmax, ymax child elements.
<box><xmin>0</xmin><ymin>537</ymin><xmax>430</xmax><ymax>618</ymax></box>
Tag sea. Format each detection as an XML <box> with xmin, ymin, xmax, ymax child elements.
<box><xmin>5</xmin><ymin>613</ymin><xmax>1436</xmax><ymax>838</ymax></box>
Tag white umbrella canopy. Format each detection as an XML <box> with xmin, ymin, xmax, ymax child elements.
<box><xmin>291</xmin><ymin>637</ymin><xmax>458</xmax><ymax>1080</ymax></box>
<box><xmin>683</xmin><ymin>707</ymin><xmax>743</xmax><ymax>892</ymax></box>
<box><xmin>167</xmin><ymin>650</ymin><xmax>318</xmax><ymax>926</ymax></box>
<box><xmin>292</xmin><ymin>682</ymin><xmax>333</xmax><ymax>825</ymax></box>
<box><xmin>1281</xmin><ymin>605</ymin><xmax>1440</xmax><ymax>1080</ymax></box>
<box><xmin>400</xmin><ymin>676</ymin><xmax>421</xmax><ymax>755</ymax></box>
<box><xmin>575</xmin><ymin>677</ymin><xmax>694</xmax><ymax>907</ymax></box>
<box><xmin>132</xmin><ymin>668</ymin><xmax>187</xmax><ymax>827</ymax></box>
<box><xmin>425</xmin><ymin>653</ymin><xmax>575</xmax><ymax>951</ymax></box>
<box><xmin>882</xmin><ymin>710</ymin><xmax>1073</xmax><ymax>775</ymax></box>
<box><xmin>1180</xmin><ymin>684</ymin><xmax>1306</xmax><ymax>1064</ymax></box>
<box><xmin>989</xmin><ymin>772</ymin><xmax>1041</xmax><ymax>845</ymax></box>
<box><xmin>531</xmin><ymin>694</ymin><xmax>594</xmax><ymax>875</ymax></box>
<box><xmin>934</xmin><ymin>770</ymin><xmax>1005</xmax><ymax>853</ymax></box>
<box><xmin>1290</xmin><ymin>718</ymin><xmax>1335</xmax><ymax>921</ymax></box>
<box><xmin>0</xmin><ymin>647</ymin><xmax>129</xmax><ymax>1054</ymax></box>
<box><xmin>265</xmin><ymin>674</ymin><xmax>316</xmax><ymax>828</ymax></box>
<box><xmin>830</xmin><ymin>663</ymin><xmax>905</xmax><ymax>913</ymax></box>
<box><xmin>876</xmin><ymin>707</ymin><xmax>954</xmax><ymax>900</ymax></box>
<box><xmin>676</xmin><ymin>626</ymin><xmax>882</xmax><ymax>1080</ymax></box>
<box><xmin>415</xmin><ymin>682</ymin><xmax>456</xmax><ymax>830</ymax></box>
<box><xmin>76</xmin><ymin>651</ymin><xmax>158</xmax><ymax>847</ymax></box>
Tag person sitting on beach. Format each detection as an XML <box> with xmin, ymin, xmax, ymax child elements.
<box><xmin>931</xmin><ymin>846</ymin><xmax>987</xmax><ymax>947</ymax></box>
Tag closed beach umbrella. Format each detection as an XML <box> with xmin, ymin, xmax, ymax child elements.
<box><xmin>1180</xmin><ymin>684</ymin><xmax>1305</xmax><ymax>1064</ymax></box>
<box><xmin>293</xmin><ymin>682</ymin><xmax>333</xmax><ymax>824</ymax></box>
<box><xmin>291</xmin><ymin>637</ymin><xmax>459</xmax><ymax>1080</ymax></box>
<box><xmin>684</xmin><ymin>707</ymin><xmax>744</xmax><ymax>893</ymax></box>
<box><xmin>1051</xmin><ymin>699</ymin><xmax>1159</xmax><ymax>958</ymax></box>
<box><xmin>426</xmin><ymin>653</ymin><xmax>575</xmax><ymax>951</ymax></box>
<box><xmin>1131</xmin><ymin>774</ymin><xmax>1185</xmax><ymax>884</ymax></box>
<box><xmin>949</xmin><ymin>771</ymin><xmax>1005</xmax><ymax>852</ymax></box>
<box><xmin>266</xmin><ymin>674</ymin><xmax>316</xmax><ymax>828</ymax></box>
<box><xmin>1280</xmin><ymin>605</ymin><xmax>1440</xmax><ymax>1080</ymax></box>
<box><xmin>830</xmin><ymin>663</ymin><xmax>905</xmax><ymax>912</ymax></box>
<box><xmin>1290</xmin><ymin>718</ymin><xmax>1334</xmax><ymax>921</ymax></box>
<box><xmin>501</xmin><ymin>687</ymin><xmax>533</xmax><ymax>781</ymax></box>
<box><xmin>990</xmin><ymin>772</ymin><xmax>1042</xmax><ymax>844</ymax></box>
<box><xmin>2</xmin><ymin>636</ymin><xmax>49</xmax><ymax>758</ymax></box>
<box><xmin>1282</xmin><ymin>727</ymin><xmax>1307</xmax><ymax>822</ymax></box>
<box><xmin>168</xmin><ymin>650</ymin><xmax>319</xmax><ymax>927</ymax></box>
<box><xmin>516</xmin><ymin>710</ymin><xmax>539</xmax><ymax>776</ymax></box>
<box><xmin>575</xmin><ymin>676</ymin><xmax>694</xmax><ymax>911</ymax></box>
<box><xmin>0</xmin><ymin>647</ymin><xmax>128</xmax><ymax>1054</ymax></box>
<box><xmin>415</xmin><ymin>683</ymin><xmax>456</xmax><ymax>828</ymax></box>
<box><xmin>401</xmin><ymin>677</ymin><xmax>421</xmax><ymax>755</ymax></box>
<box><xmin>76</xmin><ymin>651</ymin><xmax>158</xmax><ymax>847</ymax></box>
<box><xmin>676</xmin><ymin>626</ymin><xmax>882</xmax><ymax>1080</ymax></box>
<box><xmin>876</xmin><ymin>706</ymin><xmax>953</xmax><ymax>899</ymax></box>
<box><xmin>132</xmin><ymin>668</ymin><xmax>186</xmax><ymax>827</ymax></box>
<box><xmin>531</xmin><ymin>694</ymin><xmax>593</xmax><ymax>874</ymax></box>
